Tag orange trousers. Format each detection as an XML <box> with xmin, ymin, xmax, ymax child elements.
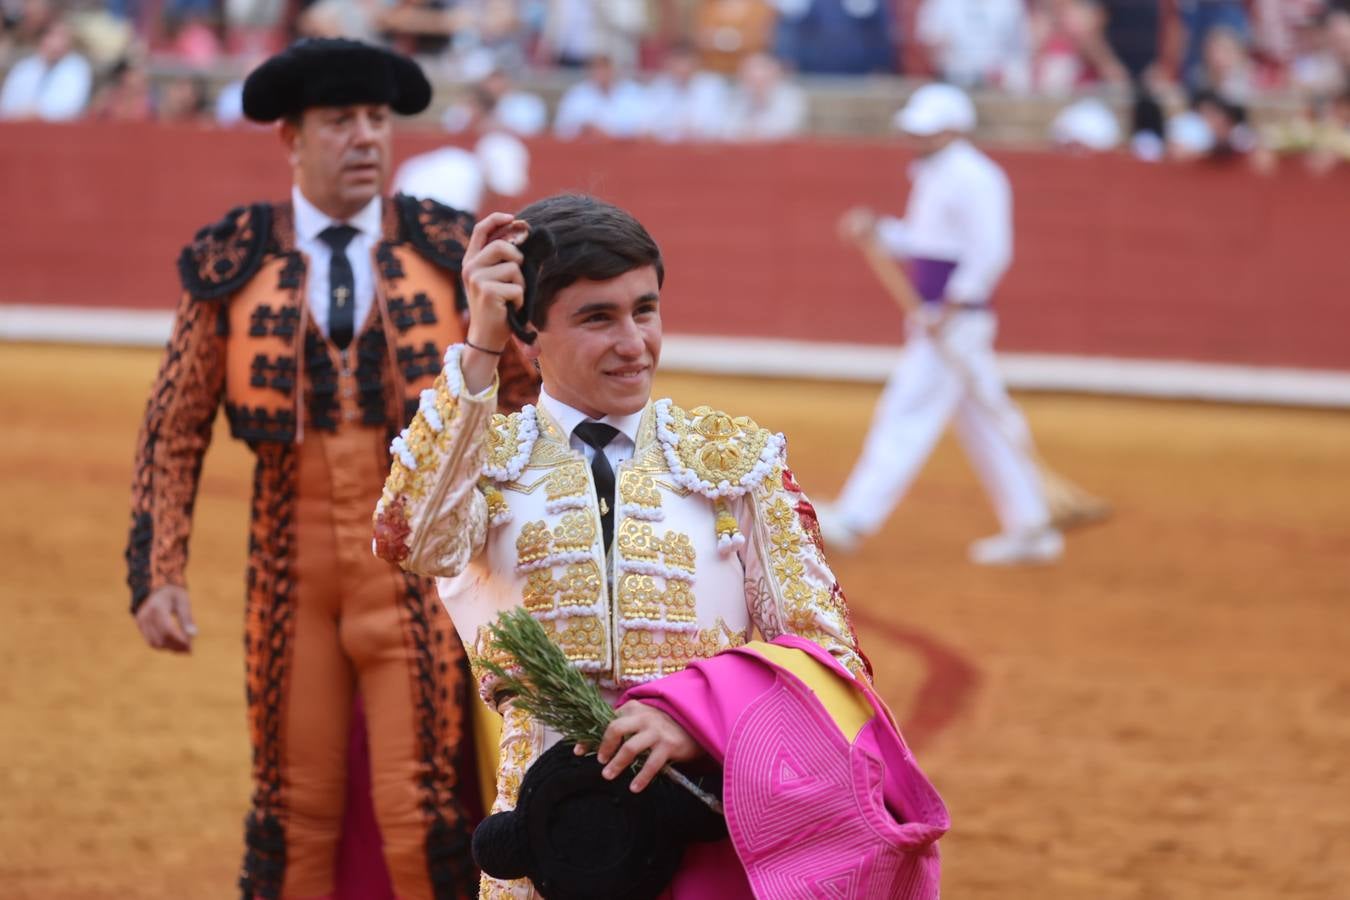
<box><xmin>246</xmin><ymin>418</ymin><xmax>474</xmax><ymax>899</ymax></box>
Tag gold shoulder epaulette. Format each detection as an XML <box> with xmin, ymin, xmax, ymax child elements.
<box><xmin>653</xmin><ymin>399</ymin><xmax>785</xmax><ymax>499</ymax></box>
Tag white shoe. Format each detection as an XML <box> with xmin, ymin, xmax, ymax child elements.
<box><xmin>968</xmin><ymin>527</ymin><xmax>1064</xmax><ymax>566</ymax></box>
<box><xmin>814</xmin><ymin>502</ymin><xmax>862</xmax><ymax>554</ymax></box>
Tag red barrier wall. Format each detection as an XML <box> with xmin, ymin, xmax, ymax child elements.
<box><xmin>3</xmin><ymin>121</ymin><xmax>1347</xmax><ymax>369</ymax></box>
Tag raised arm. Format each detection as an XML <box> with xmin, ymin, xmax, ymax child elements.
<box><xmin>373</xmin><ymin>212</ymin><xmax>532</xmax><ymax>576</ymax></box>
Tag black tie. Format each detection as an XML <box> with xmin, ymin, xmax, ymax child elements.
<box><xmin>319</xmin><ymin>224</ymin><xmax>359</xmax><ymax>350</ymax></box>
<box><xmin>573</xmin><ymin>422</ymin><xmax>620</xmax><ymax>551</ymax></box>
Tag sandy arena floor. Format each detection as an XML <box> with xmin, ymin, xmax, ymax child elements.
<box><xmin>1</xmin><ymin>343</ymin><xmax>1347</xmax><ymax>899</ymax></box>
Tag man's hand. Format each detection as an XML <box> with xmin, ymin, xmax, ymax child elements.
<box><xmin>581</xmin><ymin>700</ymin><xmax>703</xmax><ymax>793</ymax></box>
<box><xmin>837</xmin><ymin>206</ymin><xmax>877</xmax><ymax>246</ymax></box>
<box><xmin>919</xmin><ymin>302</ymin><xmax>955</xmax><ymax>339</ymax></box>
<box><xmin>135</xmin><ymin>585</ymin><xmax>197</xmax><ymax>654</ymax></box>
<box><xmin>461</xmin><ymin>211</ymin><xmax>530</xmax><ymax>393</ymax></box>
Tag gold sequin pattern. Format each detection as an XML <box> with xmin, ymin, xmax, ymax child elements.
<box><xmin>515</xmin><ymin>521</ymin><xmax>550</xmax><ymax>565</ymax></box>
<box><xmin>546</xmin><ymin>615</ymin><xmax>607</xmax><ymax>666</ymax></box>
<box><xmin>619</xmin><ymin>470</ymin><xmax>662</xmax><ymax>509</ymax></box>
<box><xmin>467</xmin><ymin>624</ymin><xmax>518</xmax><ymax>701</ymax></box>
<box><xmin>669</xmin><ymin>405</ymin><xmax>772</xmax><ymax>488</ymax></box>
<box><xmin>545</xmin><ymin>462</ymin><xmax>589</xmax><ymax>504</ymax></box>
<box><xmin>758</xmin><ymin>484</ymin><xmax>867</xmax><ymax>679</ymax></box>
<box><xmin>617</xmin><ymin>619</ymin><xmax>748</xmax><ymax>680</ymax></box>
<box><xmin>617</xmin><ymin>573</ymin><xmax>696</xmax><ymax>623</ymax></box>
<box><xmin>484</xmin><ymin>412</ymin><xmax>522</xmax><ymax>474</ymax></box>
<box><xmin>478</xmin><ymin>704</ymin><xmax>544</xmax><ymax>898</ymax></box>
<box><xmin>551</xmin><ymin>510</ymin><xmax>596</xmax><ymax>553</ymax></box>
<box><xmin>617</xmin><ymin>520</ymin><xmax>695</xmax><ymax>571</ymax></box>
<box><xmin>522</xmin><ymin>561</ymin><xmax>602</xmax><ymax>615</ymax></box>
<box><xmin>481</xmin><ymin>481</ymin><xmax>508</xmax><ymax>522</ymax></box>
<box><xmin>383</xmin><ymin>373</ymin><xmax>457</xmax><ymax>503</ymax></box>
<box><xmin>617</xmin><ymin>519</ymin><xmax>661</xmax><ymax>560</ymax></box>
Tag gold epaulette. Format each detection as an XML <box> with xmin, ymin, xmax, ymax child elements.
<box><xmin>654</xmin><ymin>399</ymin><xmax>785</xmax><ymax>499</ymax></box>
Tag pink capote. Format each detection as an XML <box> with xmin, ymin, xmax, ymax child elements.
<box><xmin>620</xmin><ymin>635</ymin><xmax>949</xmax><ymax>900</ymax></box>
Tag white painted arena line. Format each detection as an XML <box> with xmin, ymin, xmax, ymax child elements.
<box><xmin>5</xmin><ymin>304</ymin><xmax>1350</xmax><ymax>409</ymax></box>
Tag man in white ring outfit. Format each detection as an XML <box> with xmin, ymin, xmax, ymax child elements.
<box><xmin>819</xmin><ymin>83</ymin><xmax>1064</xmax><ymax>566</ymax></box>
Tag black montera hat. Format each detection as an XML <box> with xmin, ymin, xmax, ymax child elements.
<box><xmin>242</xmin><ymin>38</ymin><xmax>432</xmax><ymax>123</ymax></box>
<box><xmin>472</xmin><ymin>742</ymin><xmax>727</xmax><ymax>900</ymax></box>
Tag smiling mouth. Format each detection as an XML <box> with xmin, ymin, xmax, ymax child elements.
<box><xmin>605</xmin><ymin>366</ymin><xmax>648</xmax><ymax>379</ymax></box>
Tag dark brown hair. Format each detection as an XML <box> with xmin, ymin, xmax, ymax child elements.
<box><xmin>515</xmin><ymin>194</ymin><xmax>664</xmax><ymax>330</ymax></box>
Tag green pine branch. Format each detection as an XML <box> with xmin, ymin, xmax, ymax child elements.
<box><xmin>479</xmin><ymin>607</ymin><xmax>616</xmax><ymax>747</ymax></box>
<box><xmin>481</xmin><ymin>607</ymin><xmax>727</xmax><ymax>816</ymax></box>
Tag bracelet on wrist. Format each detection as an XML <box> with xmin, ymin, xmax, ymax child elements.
<box><xmin>465</xmin><ymin>339</ymin><xmax>505</xmax><ymax>356</ymax></box>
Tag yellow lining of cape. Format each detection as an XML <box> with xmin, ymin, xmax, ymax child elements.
<box><xmin>744</xmin><ymin>642</ymin><xmax>873</xmax><ymax>743</ymax></box>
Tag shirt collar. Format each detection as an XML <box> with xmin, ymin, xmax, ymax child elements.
<box><xmin>538</xmin><ymin>386</ymin><xmax>644</xmax><ymax>448</ymax></box>
<box><xmin>291</xmin><ymin>184</ymin><xmax>383</xmax><ymax>243</ymax></box>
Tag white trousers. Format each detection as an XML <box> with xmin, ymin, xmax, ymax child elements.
<box><xmin>836</xmin><ymin>311</ymin><xmax>1050</xmax><ymax>535</ymax></box>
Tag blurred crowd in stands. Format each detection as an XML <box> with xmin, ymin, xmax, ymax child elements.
<box><xmin>2</xmin><ymin>0</ymin><xmax>1347</xmax><ymax>172</ymax></box>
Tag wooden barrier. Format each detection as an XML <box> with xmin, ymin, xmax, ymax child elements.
<box><xmin>2</xmin><ymin>121</ymin><xmax>1347</xmax><ymax>369</ymax></box>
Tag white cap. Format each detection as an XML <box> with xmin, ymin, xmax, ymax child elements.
<box><xmin>894</xmin><ymin>84</ymin><xmax>976</xmax><ymax>136</ymax></box>
<box><xmin>1050</xmin><ymin>98</ymin><xmax>1122</xmax><ymax>151</ymax></box>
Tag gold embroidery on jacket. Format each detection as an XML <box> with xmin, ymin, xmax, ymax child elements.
<box><xmin>515</xmin><ymin>521</ymin><xmax>551</xmax><ymax>566</ymax></box>
<box><xmin>522</xmin><ymin>561</ymin><xmax>603</xmax><ymax>615</ymax></box>
<box><xmin>662</xmin><ymin>532</ymin><xmax>696</xmax><ymax>572</ymax></box>
<box><xmin>485</xmin><ymin>413</ymin><xmax>523</xmax><ymax>474</ymax></box>
<box><xmin>481</xmin><ymin>481</ymin><xmax>508</xmax><ymax>522</ymax></box>
<box><xmin>668</xmin><ymin>405</ymin><xmax>773</xmax><ymax>488</ymax></box>
<box><xmin>524</xmin><ymin>437</ymin><xmax>575</xmax><ymax>469</ymax></box>
<box><xmin>493</xmin><ymin>703</ymin><xmax>541</xmax><ymax>814</ymax></box>
<box><xmin>467</xmin><ymin>624</ymin><xmax>518</xmax><ymax>703</ymax></box>
<box><xmin>617</xmin><ymin>520</ymin><xmax>660</xmax><ymax>560</ymax></box>
<box><xmin>384</xmin><ymin>371</ymin><xmax>456</xmax><ymax>503</ymax></box>
<box><xmin>545</xmin><ymin>615</ymin><xmax>607</xmax><ymax>666</ymax></box>
<box><xmin>545</xmin><ymin>463</ymin><xmax>589</xmax><ymax>504</ymax></box>
<box><xmin>619</xmin><ymin>470</ymin><xmax>662</xmax><ymax>510</ymax></box>
<box><xmin>616</xmin><ymin>574</ymin><xmax>696</xmax><ymax>623</ymax></box>
<box><xmin>552</xmin><ymin>510</ymin><xmax>596</xmax><ymax>553</ymax></box>
<box><xmin>617</xmin><ymin>618</ymin><xmax>748</xmax><ymax>680</ymax></box>
<box><xmin>761</xmin><ymin>492</ymin><xmax>852</xmax><ymax>652</ymax></box>
<box><xmin>616</xmin><ymin>520</ymin><xmax>694</xmax><ymax>570</ymax></box>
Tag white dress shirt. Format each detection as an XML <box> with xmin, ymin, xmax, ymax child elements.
<box><xmin>536</xmin><ymin>386</ymin><xmax>643</xmax><ymax>472</ymax></box>
<box><xmin>874</xmin><ymin>138</ymin><xmax>1013</xmax><ymax>305</ymax></box>
<box><xmin>292</xmin><ymin>185</ymin><xmax>381</xmax><ymax>342</ymax></box>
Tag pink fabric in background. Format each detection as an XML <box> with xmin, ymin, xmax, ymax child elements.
<box><xmin>623</xmin><ymin>636</ymin><xmax>948</xmax><ymax>900</ymax></box>
<box><xmin>335</xmin><ymin>694</ymin><xmax>395</xmax><ymax>900</ymax></box>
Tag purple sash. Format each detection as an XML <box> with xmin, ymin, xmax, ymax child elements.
<box><xmin>907</xmin><ymin>257</ymin><xmax>958</xmax><ymax>304</ymax></box>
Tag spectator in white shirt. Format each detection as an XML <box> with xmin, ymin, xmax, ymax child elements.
<box><xmin>441</xmin><ymin>67</ymin><xmax>548</xmax><ymax>137</ymax></box>
<box><xmin>916</xmin><ymin>0</ymin><xmax>1033</xmax><ymax>91</ymax></box>
<box><xmin>538</xmin><ymin>0</ymin><xmax>648</xmax><ymax>70</ymax></box>
<box><xmin>0</xmin><ymin>19</ymin><xmax>92</xmax><ymax>121</ymax></box>
<box><xmin>642</xmin><ymin>41</ymin><xmax>729</xmax><ymax>142</ymax></box>
<box><xmin>722</xmin><ymin>51</ymin><xmax>806</xmax><ymax>141</ymax></box>
<box><xmin>553</xmin><ymin>54</ymin><xmax>648</xmax><ymax>139</ymax></box>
